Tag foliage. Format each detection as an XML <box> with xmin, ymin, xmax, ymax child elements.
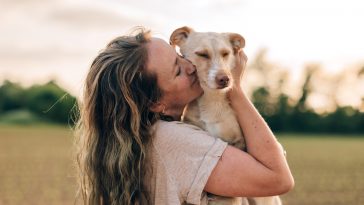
<box><xmin>248</xmin><ymin>49</ymin><xmax>364</xmax><ymax>134</ymax></box>
<box><xmin>0</xmin><ymin>109</ymin><xmax>45</xmax><ymax>125</ymax></box>
<box><xmin>0</xmin><ymin>80</ymin><xmax>78</xmax><ymax>124</ymax></box>
<box><xmin>0</xmin><ymin>49</ymin><xmax>363</xmax><ymax>132</ymax></box>
<box><xmin>0</xmin><ymin>80</ymin><xmax>24</xmax><ymax>112</ymax></box>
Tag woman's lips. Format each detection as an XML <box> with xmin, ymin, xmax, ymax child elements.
<box><xmin>191</xmin><ymin>74</ymin><xmax>198</xmax><ymax>86</ymax></box>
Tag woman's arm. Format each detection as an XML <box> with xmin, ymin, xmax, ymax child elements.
<box><xmin>204</xmin><ymin>51</ymin><xmax>294</xmax><ymax>197</ymax></box>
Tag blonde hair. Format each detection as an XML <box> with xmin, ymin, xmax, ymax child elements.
<box><xmin>75</xmin><ymin>28</ymin><xmax>161</xmax><ymax>205</ymax></box>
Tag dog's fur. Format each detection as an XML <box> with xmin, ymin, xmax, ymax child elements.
<box><xmin>170</xmin><ymin>26</ymin><xmax>282</xmax><ymax>205</ymax></box>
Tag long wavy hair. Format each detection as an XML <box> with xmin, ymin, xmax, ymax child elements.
<box><xmin>75</xmin><ymin>28</ymin><xmax>162</xmax><ymax>205</ymax></box>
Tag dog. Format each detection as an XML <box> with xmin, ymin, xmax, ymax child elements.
<box><xmin>170</xmin><ymin>26</ymin><xmax>282</xmax><ymax>205</ymax></box>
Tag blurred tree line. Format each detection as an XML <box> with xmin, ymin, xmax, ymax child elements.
<box><xmin>0</xmin><ymin>80</ymin><xmax>77</xmax><ymax>124</ymax></box>
<box><xmin>246</xmin><ymin>49</ymin><xmax>364</xmax><ymax>134</ymax></box>
<box><xmin>0</xmin><ymin>51</ymin><xmax>363</xmax><ymax>133</ymax></box>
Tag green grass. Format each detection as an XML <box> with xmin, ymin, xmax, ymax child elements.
<box><xmin>0</xmin><ymin>110</ymin><xmax>46</xmax><ymax>125</ymax></box>
<box><xmin>0</xmin><ymin>126</ymin><xmax>363</xmax><ymax>205</ymax></box>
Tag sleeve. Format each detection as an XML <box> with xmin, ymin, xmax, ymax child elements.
<box><xmin>152</xmin><ymin>121</ymin><xmax>228</xmax><ymax>205</ymax></box>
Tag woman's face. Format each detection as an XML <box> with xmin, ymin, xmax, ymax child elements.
<box><xmin>146</xmin><ymin>38</ymin><xmax>203</xmax><ymax>115</ymax></box>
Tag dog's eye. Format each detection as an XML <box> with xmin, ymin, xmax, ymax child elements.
<box><xmin>195</xmin><ymin>52</ymin><xmax>210</xmax><ymax>59</ymax></box>
<box><xmin>222</xmin><ymin>52</ymin><xmax>229</xmax><ymax>58</ymax></box>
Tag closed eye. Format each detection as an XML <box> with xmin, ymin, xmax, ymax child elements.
<box><xmin>222</xmin><ymin>51</ymin><xmax>230</xmax><ymax>58</ymax></box>
<box><xmin>195</xmin><ymin>52</ymin><xmax>210</xmax><ymax>59</ymax></box>
<box><xmin>176</xmin><ymin>66</ymin><xmax>181</xmax><ymax>76</ymax></box>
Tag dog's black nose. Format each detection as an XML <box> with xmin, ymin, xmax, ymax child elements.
<box><xmin>216</xmin><ymin>74</ymin><xmax>229</xmax><ymax>88</ymax></box>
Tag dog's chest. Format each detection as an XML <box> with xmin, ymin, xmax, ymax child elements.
<box><xmin>183</xmin><ymin>96</ymin><xmax>245</xmax><ymax>150</ymax></box>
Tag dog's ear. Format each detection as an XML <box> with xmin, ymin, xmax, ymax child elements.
<box><xmin>228</xmin><ymin>33</ymin><xmax>245</xmax><ymax>54</ymax></box>
<box><xmin>170</xmin><ymin>26</ymin><xmax>194</xmax><ymax>47</ymax></box>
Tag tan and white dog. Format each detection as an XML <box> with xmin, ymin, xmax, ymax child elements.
<box><xmin>170</xmin><ymin>26</ymin><xmax>282</xmax><ymax>205</ymax></box>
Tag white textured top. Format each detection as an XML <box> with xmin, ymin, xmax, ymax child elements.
<box><xmin>146</xmin><ymin>120</ymin><xmax>228</xmax><ymax>205</ymax></box>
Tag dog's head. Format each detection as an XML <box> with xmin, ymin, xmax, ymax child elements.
<box><xmin>170</xmin><ymin>26</ymin><xmax>245</xmax><ymax>92</ymax></box>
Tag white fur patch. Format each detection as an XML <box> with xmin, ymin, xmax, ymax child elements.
<box><xmin>207</xmin><ymin>63</ymin><xmax>219</xmax><ymax>89</ymax></box>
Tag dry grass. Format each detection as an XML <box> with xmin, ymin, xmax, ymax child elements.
<box><xmin>0</xmin><ymin>126</ymin><xmax>363</xmax><ymax>205</ymax></box>
<box><xmin>0</xmin><ymin>125</ymin><xmax>77</xmax><ymax>205</ymax></box>
<box><xmin>279</xmin><ymin>134</ymin><xmax>364</xmax><ymax>205</ymax></box>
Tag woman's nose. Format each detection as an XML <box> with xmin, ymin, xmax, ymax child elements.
<box><xmin>185</xmin><ymin>63</ymin><xmax>196</xmax><ymax>75</ymax></box>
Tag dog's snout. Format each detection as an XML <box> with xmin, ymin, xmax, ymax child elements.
<box><xmin>215</xmin><ymin>74</ymin><xmax>229</xmax><ymax>88</ymax></box>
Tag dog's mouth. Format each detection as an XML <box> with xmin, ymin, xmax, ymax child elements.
<box><xmin>216</xmin><ymin>83</ymin><xmax>230</xmax><ymax>89</ymax></box>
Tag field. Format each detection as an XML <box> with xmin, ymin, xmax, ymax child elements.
<box><xmin>0</xmin><ymin>126</ymin><xmax>363</xmax><ymax>205</ymax></box>
<box><xmin>278</xmin><ymin>134</ymin><xmax>364</xmax><ymax>205</ymax></box>
<box><xmin>0</xmin><ymin>125</ymin><xmax>77</xmax><ymax>205</ymax></box>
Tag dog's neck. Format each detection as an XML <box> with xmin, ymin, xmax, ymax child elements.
<box><xmin>202</xmin><ymin>89</ymin><xmax>227</xmax><ymax>99</ymax></box>
<box><xmin>198</xmin><ymin>89</ymin><xmax>229</xmax><ymax>108</ymax></box>
<box><xmin>183</xmin><ymin>88</ymin><xmax>233</xmax><ymax>127</ymax></box>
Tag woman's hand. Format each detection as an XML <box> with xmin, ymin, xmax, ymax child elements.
<box><xmin>229</xmin><ymin>49</ymin><xmax>247</xmax><ymax>100</ymax></box>
<box><xmin>231</xmin><ymin>49</ymin><xmax>247</xmax><ymax>86</ymax></box>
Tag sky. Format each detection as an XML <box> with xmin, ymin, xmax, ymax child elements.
<box><xmin>0</xmin><ymin>0</ymin><xmax>363</xmax><ymax>108</ymax></box>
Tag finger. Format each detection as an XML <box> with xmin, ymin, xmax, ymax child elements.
<box><xmin>239</xmin><ymin>49</ymin><xmax>247</xmax><ymax>60</ymax></box>
<box><xmin>236</xmin><ymin>52</ymin><xmax>242</xmax><ymax>65</ymax></box>
<box><xmin>236</xmin><ymin>50</ymin><xmax>246</xmax><ymax>65</ymax></box>
<box><xmin>236</xmin><ymin>49</ymin><xmax>243</xmax><ymax>61</ymax></box>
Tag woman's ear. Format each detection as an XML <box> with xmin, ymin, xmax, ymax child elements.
<box><xmin>149</xmin><ymin>102</ymin><xmax>166</xmax><ymax>113</ymax></box>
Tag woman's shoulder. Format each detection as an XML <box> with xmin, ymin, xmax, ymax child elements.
<box><xmin>151</xmin><ymin>120</ymin><xmax>206</xmax><ymax>141</ymax></box>
<box><xmin>148</xmin><ymin>121</ymin><xmax>228</xmax><ymax>205</ymax></box>
<box><xmin>152</xmin><ymin>120</ymin><xmax>202</xmax><ymax>133</ymax></box>
<box><xmin>150</xmin><ymin>120</ymin><xmax>225</xmax><ymax>152</ymax></box>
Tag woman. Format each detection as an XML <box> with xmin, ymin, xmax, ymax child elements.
<box><xmin>75</xmin><ymin>28</ymin><xmax>294</xmax><ymax>205</ymax></box>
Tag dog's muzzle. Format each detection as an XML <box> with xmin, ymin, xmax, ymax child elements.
<box><xmin>215</xmin><ymin>73</ymin><xmax>230</xmax><ymax>89</ymax></box>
